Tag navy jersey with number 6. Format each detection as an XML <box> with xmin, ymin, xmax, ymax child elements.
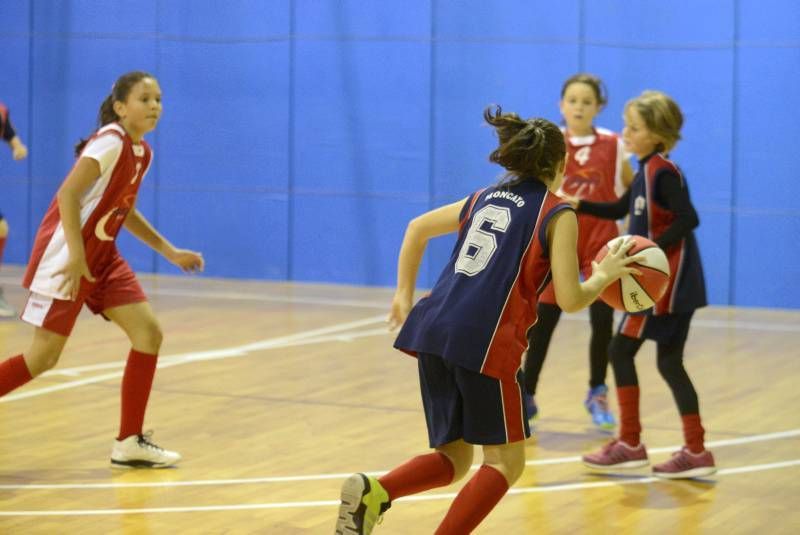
<box><xmin>394</xmin><ymin>180</ymin><xmax>572</xmax><ymax>381</ymax></box>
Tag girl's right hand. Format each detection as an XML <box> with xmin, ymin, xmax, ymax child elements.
<box><xmin>591</xmin><ymin>238</ymin><xmax>643</xmax><ymax>286</ymax></box>
<box><xmin>54</xmin><ymin>255</ymin><xmax>96</xmax><ymax>301</ymax></box>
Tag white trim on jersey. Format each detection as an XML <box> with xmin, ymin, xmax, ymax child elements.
<box><xmin>21</xmin><ymin>293</ymin><xmax>54</xmax><ymax>328</ymax></box>
<box><xmin>27</xmin><ymin>126</ymin><xmax>125</xmax><ymax>299</ymax></box>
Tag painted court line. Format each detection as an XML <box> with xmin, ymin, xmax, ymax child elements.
<box><xmin>0</xmin><ymin>460</ymin><xmax>797</xmax><ymax>516</ymax></box>
<box><xmin>1</xmin><ymin>315</ymin><xmax>387</xmax><ymax>403</ymax></box>
<box><xmin>1</xmin><ymin>429</ymin><xmax>796</xmax><ymax>490</ymax></box>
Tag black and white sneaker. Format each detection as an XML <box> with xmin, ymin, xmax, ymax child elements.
<box><xmin>110</xmin><ymin>431</ymin><xmax>181</xmax><ymax>468</ymax></box>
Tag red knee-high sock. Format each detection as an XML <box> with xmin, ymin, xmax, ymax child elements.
<box><xmin>0</xmin><ymin>236</ymin><xmax>6</xmax><ymax>267</ymax></box>
<box><xmin>435</xmin><ymin>465</ymin><xmax>509</xmax><ymax>535</ymax></box>
<box><xmin>117</xmin><ymin>349</ymin><xmax>158</xmax><ymax>440</ymax></box>
<box><xmin>0</xmin><ymin>355</ymin><xmax>33</xmax><ymax>397</ymax></box>
<box><xmin>617</xmin><ymin>385</ymin><xmax>642</xmax><ymax>447</ymax></box>
<box><xmin>378</xmin><ymin>452</ymin><xmax>455</xmax><ymax>501</ymax></box>
<box><xmin>682</xmin><ymin>414</ymin><xmax>706</xmax><ymax>454</ymax></box>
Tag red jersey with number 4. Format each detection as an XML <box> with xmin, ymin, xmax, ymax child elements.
<box><xmin>559</xmin><ymin>127</ymin><xmax>626</xmax><ymax>266</ymax></box>
<box><xmin>23</xmin><ymin>123</ymin><xmax>151</xmax><ymax>299</ymax></box>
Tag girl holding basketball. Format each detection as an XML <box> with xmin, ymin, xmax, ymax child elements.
<box><xmin>335</xmin><ymin>108</ymin><xmax>640</xmax><ymax>535</ymax></box>
<box><xmin>0</xmin><ymin>71</ymin><xmax>203</xmax><ymax>468</ymax></box>
<box><xmin>523</xmin><ymin>73</ymin><xmax>634</xmax><ymax>430</ymax></box>
<box><xmin>574</xmin><ymin>90</ymin><xmax>716</xmax><ymax>478</ymax></box>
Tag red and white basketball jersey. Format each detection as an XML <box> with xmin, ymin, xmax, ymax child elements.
<box><xmin>23</xmin><ymin>123</ymin><xmax>152</xmax><ymax>299</ymax></box>
<box><xmin>558</xmin><ymin>127</ymin><xmax>627</xmax><ymax>264</ymax></box>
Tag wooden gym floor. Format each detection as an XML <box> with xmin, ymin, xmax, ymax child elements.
<box><xmin>0</xmin><ymin>265</ymin><xmax>798</xmax><ymax>534</ymax></box>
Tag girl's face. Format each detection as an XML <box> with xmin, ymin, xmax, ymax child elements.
<box><xmin>622</xmin><ymin>106</ymin><xmax>661</xmax><ymax>158</ymax></box>
<box><xmin>559</xmin><ymin>82</ymin><xmax>601</xmax><ymax>135</ymax></box>
<box><xmin>114</xmin><ymin>77</ymin><xmax>162</xmax><ymax>140</ymax></box>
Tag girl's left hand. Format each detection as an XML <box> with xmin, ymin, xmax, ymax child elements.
<box><xmin>387</xmin><ymin>294</ymin><xmax>412</xmax><ymax>332</ymax></box>
<box><xmin>168</xmin><ymin>248</ymin><xmax>205</xmax><ymax>273</ymax></box>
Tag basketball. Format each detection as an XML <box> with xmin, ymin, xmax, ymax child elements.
<box><xmin>595</xmin><ymin>235</ymin><xmax>670</xmax><ymax>313</ymax></box>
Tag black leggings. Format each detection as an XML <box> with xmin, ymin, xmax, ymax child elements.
<box><xmin>523</xmin><ymin>300</ymin><xmax>614</xmax><ymax>395</ymax></box>
<box><xmin>608</xmin><ymin>334</ymin><xmax>699</xmax><ymax>415</ymax></box>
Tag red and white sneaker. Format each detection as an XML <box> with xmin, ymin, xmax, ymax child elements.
<box><xmin>653</xmin><ymin>447</ymin><xmax>716</xmax><ymax>479</ymax></box>
<box><xmin>582</xmin><ymin>439</ymin><xmax>649</xmax><ymax>470</ymax></box>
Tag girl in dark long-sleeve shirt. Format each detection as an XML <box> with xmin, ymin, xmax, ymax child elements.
<box><xmin>578</xmin><ymin>90</ymin><xmax>715</xmax><ymax>479</ymax></box>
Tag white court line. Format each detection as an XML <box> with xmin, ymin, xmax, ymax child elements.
<box><xmin>1</xmin><ymin>429</ymin><xmax>797</xmax><ymax>490</ymax></box>
<box><xmin>1</xmin><ymin>315</ymin><xmax>387</xmax><ymax>403</ymax></box>
<box><xmin>0</xmin><ymin>460</ymin><xmax>797</xmax><ymax>516</ymax></box>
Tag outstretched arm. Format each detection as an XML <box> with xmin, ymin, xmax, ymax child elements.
<box><xmin>548</xmin><ymin>209</ymin><xmax>640</xmax><ymax>312</ymax></box>
<box><xmin>388</xmin><ymin>198</ymin><xmax>467</xmax><ymax>330</ymax></box>
<box><xmin>124</xmin><ymin>209</ymin><xmax>204</xmax><ymax>273</ymax></box>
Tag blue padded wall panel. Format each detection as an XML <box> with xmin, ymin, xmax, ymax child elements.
<box><xmin>732</xmin><ymin>213</ymin><xmax>799</xmax><ymax>308</ymax></box>
<box><xmin>291</xmin><ymin>196</ymin><xmax>429</xmax><ymax>285</ymax></box>
<box><xmin>157</xmin><ymin>0</ymin><xmax>289</xmax><ymax>38</ymax></box>
<box><xmin>734</xmin><ymin>47</ymin><xmax>800</xmax><ymax>211</ymax></box>
<box><xmin>431</xmin><ymin>42</ymin><xmax>580</xmax><ymax>201</ymax></box>
<box><xmin>738</xmin><ymin>0</ymin><xmax>800</xmax><ymax>42</ymax></box>
<box><xmin>155</xmin><ymin>190</ymin><xmax>289</xmax><ymax>279</ymax></box>
<box><xmin>295</xmin><ymin>0</ymin><xmax>430</xmax><ymax>35</ymax></box>
<box><xmin>31</xmin><ymin>1</ymin><xmax>156</xmax><ymax>35</ymax></box>
<box><xmin>435</xmin><ymin>0</ymin><xmax>578</xmax><ymax>40</ymax></box>
<box><xmin>292</xmin><ymin>39</ymin><xmax>431</xmax><ymax>196</ymax></box>
<box><xmin>585</xmin><ymin>1</ymin><xmax>734</xmax><ymax>44</ymax></box>
<box><xmin>157</xmin><ymin>40</ymin><xmax>290</xmax><ymax>191</ymax></box>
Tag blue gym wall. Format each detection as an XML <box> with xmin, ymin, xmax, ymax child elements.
<box><xmin>0</xmin><ymin>1</ymin><xmax>798</xmax><ymax>308</ymax></box>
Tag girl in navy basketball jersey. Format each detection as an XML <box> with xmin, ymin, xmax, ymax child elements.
<box><xmin>0</xmin><ymin>101</ymin><xmax>29</xmax><ymax>317</ymax></box>
<box><xmin>576</xmin><ymin>91</ymin><xmax>716</xmax><ymax>478</ymax></box>
<box><xmin>335</xmin><ymin>108</ymin><xmax>641</xmax><ymax>535</ymax></box>
<box><xmin>523</xmin><ymin>73</ymin><xmax>634</xmax><ymax>430</ymax></box>
<box><xmin>0</xmin><ymin>72</ymin><xmax>204</xmax><ymax>468</ymax></box>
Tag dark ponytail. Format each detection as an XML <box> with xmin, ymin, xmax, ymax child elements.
<box><xmin>74</xmin><ymin>70</ymin><xmax>155</xmax><ymax>157</ymax></box>
<box><xmin>483</xmin><ymin>105</ymin><xmax>565</xmax><ymax>185</ymax></box>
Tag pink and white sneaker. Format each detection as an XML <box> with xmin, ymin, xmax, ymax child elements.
<box><xmin>653</xmin><ymin>447</ymin><xmax>716</xmax><ymax>479</ymax></box>
<box><xmin>582</xmin><ymin>439</ymin><xmax>649</xmax><ymax>470</ymax></box>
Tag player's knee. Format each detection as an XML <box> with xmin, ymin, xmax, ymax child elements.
<box><xmin>25</xmin><ymin>351</ymin><xmax>60</xmax><ymax>376</ymax></box>
<box><xmin>496</xmin><ymin>451</ymin><xmax>526</xmax><ymax>484</ymax></box>
<box><xmin>0</xmin><ymin>218</ymin><xmax>8</xmax><ymax>238</ymax></box>
<box><xmin>656</xmin><ymin>355</ymin><xmax>684</xmax><ymax>381</ymax></box>
<box><xmin>437</xmin><ymin>445</ymin><xmax>473</xmax><ymax>482</ymax></box>
<box><xmin>134</xmin><ymin>321</ymin><xmax>163</xmax><ymax>352</ymax></box>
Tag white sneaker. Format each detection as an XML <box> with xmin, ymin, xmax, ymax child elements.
<box><xmin>0</xmin><ymin>289</ymin><xmax>15</xmax><ymax>318</ymax></box>
<box><xmin>110</xmin><ymin>431</ymin><xmax>181</xmax><ymax>468</ymax></box>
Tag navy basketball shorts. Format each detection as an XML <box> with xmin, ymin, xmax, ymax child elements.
<box><xmin>417</xmin><ymin>352</ymin><xmax>530</xmax><ymax>448</ymax></box>
<box><xmin>618</xmin><ymin>311</ymin><xmax>694</xmax><ymax>345</ymax></box>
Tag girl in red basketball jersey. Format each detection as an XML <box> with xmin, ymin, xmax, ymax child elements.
<box><xmin>0</xmin><ymin>71</ymin><xmax>203</xmax><ymax>468</ymax></box>
<box><xmin>576</xmin><ymin>91</ymin><xmax>716</xmax><ymax>478</ymax></box>
<box><xmin>0</xmin><ymin>101</ymin><xmax>29</xmax><ymax>317</ymax></box>
<box><xmin>523</xmin><ymin>74</ymin><xmax>634</xmax><ymax>430</ymax></box>
<box><xmin>334</xmin><ymin>109</ymin><xmax>641</xmax><ymax>535</ymax></box>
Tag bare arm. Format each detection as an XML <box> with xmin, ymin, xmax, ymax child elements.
<box><xmin>124</xmin><ymin>209</ymin><xmax>204</xmax><ymax>273</ymax></box>
<box><xmin>55</xmin><ymin>157</ymin><xmax>101</xmax><ymax>299</ymax></box>
<box><xmin>388</xmin><ymin>198</ymin><xmax>467</xmax><ymax>330</ymax></box>
<box><xmin>621</xmin><ymin>158</ymin><xmax>634</xmax><ymax>188</ymax></box>
<box><xmin>548</xmin><ymin>209</ymin><xmax>639</xmax><ymax>312</ymax></box>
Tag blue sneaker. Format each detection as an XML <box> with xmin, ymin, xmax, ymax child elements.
<box><xmin>584</xmin><ymin>385</ymin><xmax>616</xmax><ymax>430</ymax></box>
<box><xmin>524</xmin><ymin>393</ymin><xmax>538</xmax><ymax>424</ymax></box>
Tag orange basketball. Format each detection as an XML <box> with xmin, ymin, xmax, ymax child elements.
<box><xmin>595</xmin><ymin>235</ymin><xmax>670</xmax><ymax>313</ymax></box>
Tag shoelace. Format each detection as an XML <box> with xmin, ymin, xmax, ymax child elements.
<box><xmin>593</xmin><ymin>393</ymin><xmax>609</xmax><ymax>412</ymax></box>
<box><xmin>137</xmin><ymin>431</ymin><xmax>165</xmax><ymax>451</ymax></box>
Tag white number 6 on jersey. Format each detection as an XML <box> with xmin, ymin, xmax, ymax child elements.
<box><xmin>455</xmin><ymin>204</ymin><xmax>511</xmax><ymax>276</ymax></box>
